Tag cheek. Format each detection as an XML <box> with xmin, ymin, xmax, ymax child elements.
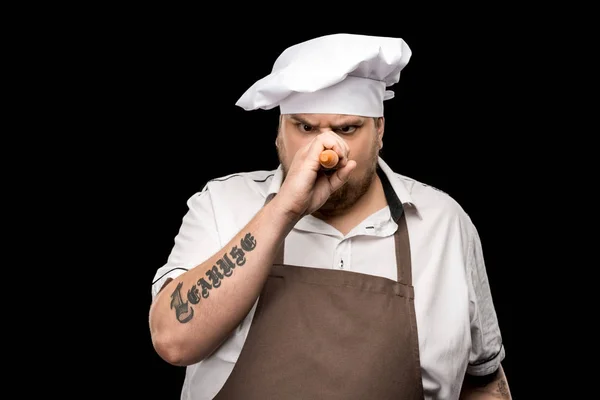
<box><xmin>278</xmin><ymin>137</ymin><xmax>304</xmax><ymax>166</ymax></box>
<box><xmin>350</xmin><ymin>140</ymin><xmax>376</xmax><ymax>162</ymax></box>
<box><xmin>283</xmin><ymin>135</ymin><xmax>310</xmax><ymax>156</ymax></box>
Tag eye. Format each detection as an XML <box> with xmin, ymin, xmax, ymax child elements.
<box><xmin>338</xmin><ymin>126</ymin><xmax>357</xmax><ymax>134</ymax></box>
<box><xmin>297</xmin><ymin>124</ymin><xmax>313</xmax><ymax>132</ymax></box>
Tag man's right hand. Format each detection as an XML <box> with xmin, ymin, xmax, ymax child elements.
<box><xmin>274</xmin><ymin>131</ymin><xmax>357</xmax><ymax>219</ymax></box>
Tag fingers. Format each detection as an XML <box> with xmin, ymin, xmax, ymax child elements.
<box><xmin>328</xmin><ymin>160</ymin><xmax>357</xmax><ymax>192</ymax></box>
<box><xmin>306</xmin><ymin>131</ymin><xmax>349</xmax><ymax>167</ymax></box>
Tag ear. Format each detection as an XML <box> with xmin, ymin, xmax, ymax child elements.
<box><xmin>377</xmin><ymin>117</ymin><xmax>385</xmax><ymax>149</ymax></box>
<box><xmin>276</xmin><ymin>115</ymin><xmax>283</xmax><ymax>147</ymax></box>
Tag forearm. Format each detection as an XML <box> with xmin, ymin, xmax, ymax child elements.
<box><xmin>459</xmin><ymin>365</ymin><xmax>512</xmax><ymax>399</ymax></box>
<box><xmin>149</xmin><ymin>197</ymin><xmax>299</xmax><ymax>366</ymax></box>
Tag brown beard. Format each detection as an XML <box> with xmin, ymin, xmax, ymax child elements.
<box><xmin>277</xmin><ymin>132</ymin><xmax>380</xmax><ymax>217</ymax></box>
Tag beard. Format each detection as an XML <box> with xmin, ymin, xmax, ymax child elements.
<box><xmin>277</xmin><ymin>134</ymin><xmax>380</xmax><ymax>217</ymax></box>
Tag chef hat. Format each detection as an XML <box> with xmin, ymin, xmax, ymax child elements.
<box><xmin>235</xmin><ymin>33</ymin><xmax>412</xmax><ymax>117</ymax></box>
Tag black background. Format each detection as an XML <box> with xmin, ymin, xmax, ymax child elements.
<box><xmin>94</xmin><ymin>8</ymin><xmax>544</xmax><ymax>399</ymax></box>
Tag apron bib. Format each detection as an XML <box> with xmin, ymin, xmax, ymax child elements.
<box><xmin>214</xmin><ymin>189</ymin><xmax>424</xmax><ymax>399</ymax></box>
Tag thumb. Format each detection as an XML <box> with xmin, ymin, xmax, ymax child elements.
<box><xmin>328</xmin><ymin>160</ymin><xmax>357</xmax><ymax>192</ymax></box>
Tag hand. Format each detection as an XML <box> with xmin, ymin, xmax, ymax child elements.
<box><xmin>275</xmin><ymin>131</ymin><xmax>357</xmax><ymax>218</ymax></box>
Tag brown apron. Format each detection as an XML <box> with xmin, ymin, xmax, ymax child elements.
<box><xmin>214</xmin><ymin>191</ymin><xmax>424</xmax><ymax>399</ymax></box>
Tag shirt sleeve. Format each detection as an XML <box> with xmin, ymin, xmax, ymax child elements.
<box><xmin>150</xmin><ymin>188</ymin><xmax>222</xmax><ymax>301</ymax></box>
<box><xmin>465</xmin><ymin>223</ymin><xmax>506</xmax><ymax>376</ymax></box>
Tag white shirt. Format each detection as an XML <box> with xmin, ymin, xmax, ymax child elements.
<box><xmin>151</xmin><ymin>157</ymin><xmax>505</xmax><ymax>400</ymax></box>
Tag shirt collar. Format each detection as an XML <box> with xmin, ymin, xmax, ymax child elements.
<box><xmin>376</xmin><ymin>157</ymin><xmax>421</xmax><ymax>219</ymax></box>
<box><xmin>266</xmin><ymin>164</ymin><xmax>284</xmax><ymax>198</ymax></box>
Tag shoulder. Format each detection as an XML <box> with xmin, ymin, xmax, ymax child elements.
<box><xmin>398</xmin><ymin>173</ymin><xmax>471</xmax><ymax>218</ymax></box>
<box><xmin>196</xmin><ymin>169</ymin><xmax>277</xmax><ymax>200</ymax></box>
<box><xmin>186</xmin><ymin>169</ymin><xmax>278</xmax><ymax>228</ymax></box>
<box><xmin>391</xmin><ymin>172</ymin><xmax>477</xmax><ymax>244</ymax></box>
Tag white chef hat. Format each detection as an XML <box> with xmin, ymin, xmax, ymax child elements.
<box><xmin>235</xmin><ymin>33</ymin><xmax>412</xmax><ymax>117</ymax></box>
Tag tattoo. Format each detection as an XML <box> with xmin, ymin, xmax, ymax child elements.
<box><xmin>497</xmin><ymin>379</ymin><xmax>510</xmax><ymax>398</ymax></box>
<box><xmin>170</xmin><ymin>282</ymin><xmax>194</xmax><ymax>323</ymax></box>
<box><xmin>187</xmin><ymin>284</ymin><xmax>201</xmax><ymax>304</ymax></box>
<box><xmin>206</xmin><ymin>266</ymin><xmax>224</xmax><ymax>288</ymax></box>
<box><xmin>461</xmin><ymin>369</ymin><xmax>511</xmax><ymax>399</ymax></box>
<box><xmin>241</xmin><ymin>232</ymin><xmax>257</xmax><ymax>251</ymax></box>
<box><xmin>170</xmin><ymin>233</ymin><xmax>257</xmax><ymax>323</ymax></box>
<box><xmin>216</xmin><ymin>254</ymin><xmax>235</xmax><ymax>276</ymax></box>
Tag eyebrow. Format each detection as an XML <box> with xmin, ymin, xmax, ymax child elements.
<box><xmin>288</xmin><ymin>115</ymin><xmax>365</xmax><ymax>129</ymax></box>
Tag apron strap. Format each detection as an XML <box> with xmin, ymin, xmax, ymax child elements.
<box><xmin>394</xmin><ymin>213</ymin><xmax>413</xmax><ymax>286</ymax></box>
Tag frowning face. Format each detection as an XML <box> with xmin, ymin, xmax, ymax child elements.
<box><xmin>276</xmin><ymin>113</ymin><xmax>384</xmax><ymax>215</ymax></box>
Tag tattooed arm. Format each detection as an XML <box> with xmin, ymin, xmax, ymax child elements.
<box><xmin>149</xmin><ymin>130</ymin><xmax>354</xmax><ymax>366</ymax></box>
<box><xmin>149</xmin><ymin>197</ymin><xmax>300</xmax><ymax>366</ymax></box>
<box><xmin>459</xmin><ymin>364</ymin><xmax>512</xmax><ymax>399</ymax></box>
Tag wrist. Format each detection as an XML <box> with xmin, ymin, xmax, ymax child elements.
<box><xmin>266</xmin><ymin>195</ymin><xmax>303</xmax><ymax>228</ymax></box>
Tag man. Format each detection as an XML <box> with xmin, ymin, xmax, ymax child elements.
<box><xmin>149</xmin><ymin>33</ymin><xmax>511</xmax><ymax>399</ymax></box>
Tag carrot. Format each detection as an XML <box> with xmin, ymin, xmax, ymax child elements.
<box><xmin>319</xmin><ymin>149</ymin><xmax>339</xmax><ymax>169</ymax></box>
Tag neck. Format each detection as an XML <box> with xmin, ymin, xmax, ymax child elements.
<box><xmin>312</xmin><ymin>173</ymin><xmax>387</xmax><ymax>236</ymax></box>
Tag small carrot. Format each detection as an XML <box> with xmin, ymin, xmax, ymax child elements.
<box><xmin>319</xmin><ymin>149</ymin><xmax>339</xmax><ymax>169</ymax></box>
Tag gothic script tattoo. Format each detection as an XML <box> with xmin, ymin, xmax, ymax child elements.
<box><xmin>170</xmin><ymin>281</ymin><xmax>194</xmax><ymax>323</ymax></box>
<box><xmin>170</xmin><ymin>232</ymin><xmax>257</xmax><ymax>323</ymax></box>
